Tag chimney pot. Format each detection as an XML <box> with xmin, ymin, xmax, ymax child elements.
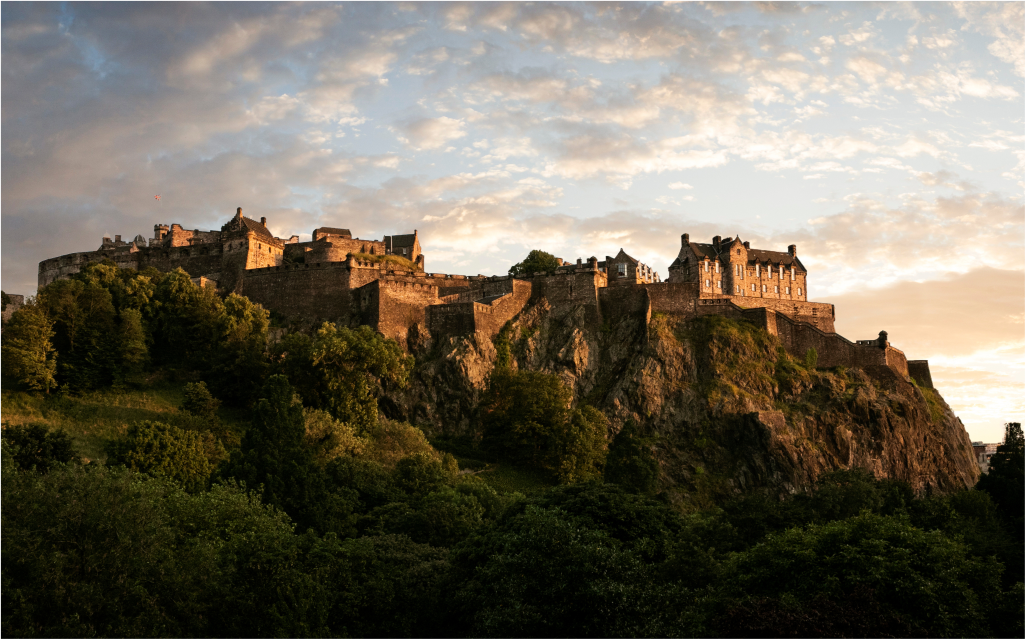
<box><xmin>713</xmin><ymin>235</ymin><xmax>721</xmax><ymax>248</ymax></box>
<box><xmin>260</xmin><ymin>217</ymin><xmax>267</xmax><ymax>226</ymax></box>
<box><xmin>682</xmin><ymin>233</ymin><xmax>689</xmax><ymax>246</ymax></box>
<box><xmin>788</xmin><ymin>244</ymin><xmax>797</xmax><ymax>256</ymax></box>
<box><xmin>743</xmin><ymin>241</ymin><xmax>750</xmax><ymax>249</ymax></box>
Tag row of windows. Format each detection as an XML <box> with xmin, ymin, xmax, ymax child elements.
<box><xmin>706</xmin><ymin>278</ymin><xmax>802</xmax><ymax>296</ymax></box>
<box><xmin>702</xmin><ymin>260</ymin><xmax>797</xmax><ymax>280</ymax></box>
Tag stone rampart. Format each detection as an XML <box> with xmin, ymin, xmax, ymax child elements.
<box><xmin>2</xmin><ymin>293</ymin><xmax>26</xmax><ymax>324</ymax></box>
<box><xmin>242</xmin><ymin>262</ymin><xmax>356</xmax><ymax>322</ymax></box>
<box><xmin>908</xmin><ymin>360</ymin><xmax>934</xmax><ymax>388</ymax></box>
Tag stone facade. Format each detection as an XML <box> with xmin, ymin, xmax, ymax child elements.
<box><xmin>1</xmin><ymin>293</ymin><xmax>26</xmax><ymax>325</ymax></box>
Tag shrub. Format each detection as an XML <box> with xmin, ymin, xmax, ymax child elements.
<box><xmin>181</xmin><ymin>381</ymin><xmax>221</xmax><ymax>421</ymax></box>
<box><xmin>1</xmin><ymin>300</ymin><xmax>57</xmax><ymax>393</ymax></box>
<box><xmin>105</xmin><ymin>421</ymin><xmax>214</xmax><ymax>492</ymax></box>
<box><xmin>2</xmin><ymin>423</ymin><xmax>78</xmax><ymax>472</ymax></box>
<box><xmin>804</xmin><ymin>347</ymin><xmax>818</xmax><ymax>370</ymax></box>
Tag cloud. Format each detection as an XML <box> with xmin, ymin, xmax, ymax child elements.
<box><xmin>397</xmin><ymin>116</ymin><xmax>467</xmax><ymax>150</ymax></box>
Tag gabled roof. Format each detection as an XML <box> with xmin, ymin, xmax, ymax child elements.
<box><xmin>612</xmin><ymin>248</ymin><xmax>639</xmax><ymax>264</ymax></box>
<box><xmin>388</xmin><ymin>233</ymin><xmax>417</xmax><ymax>248</ymax></box>
<box><xmin>682</xmin><ymin>241</ymin><xmax>806</xmax><ymax>272</ymax></box>
<box><xmin>241</xmin><ymin>217</ymin><xmax>276</xmax><ymax>241</ymax></box>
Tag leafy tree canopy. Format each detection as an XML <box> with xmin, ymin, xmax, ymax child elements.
<box><xmin>508</xmin><ymin>249</ymin><xmax>561</xmax><ymax>276</ymax></box>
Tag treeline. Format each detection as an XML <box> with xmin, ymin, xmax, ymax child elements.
<box><xmin>2</xmin><ymin>262</ymin><xmax>1023</xmax><ymax>637</ymax></box>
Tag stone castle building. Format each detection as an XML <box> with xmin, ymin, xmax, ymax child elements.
<box><xmin>36</xmin><ymin>207</ymin><xmax>932</xmax><ymax>386</ymax></box>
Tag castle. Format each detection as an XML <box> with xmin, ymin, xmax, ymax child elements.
<box><xmin>36</xmin><ymin>208</ymin><xmax>933</xmax><ymax>386</ymax></box>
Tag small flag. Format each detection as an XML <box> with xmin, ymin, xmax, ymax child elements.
<box><xmin>154</xmin><ymin>195</ymin><xmax>161</xmax><ymax>200</ymax></box>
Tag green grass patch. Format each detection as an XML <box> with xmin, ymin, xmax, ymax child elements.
<box><xmin>476</xmin><ymin>462</ymin><xmax>556</xmax><ymax>495</ymax></box>
<box><xmin>351</xmin><ymin>252</ymin><xmax>421</xmax><ymax>271</ymax></box>
<box><xmin>920</xmin><ymin>386</ymin><xmax>945</xmax><ymax>424</ymax></box>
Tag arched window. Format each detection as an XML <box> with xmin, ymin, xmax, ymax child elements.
<box><xmin>797</xmin><ymin>287</ymin><xmax>802</xmax><ymax>296</ymax></box>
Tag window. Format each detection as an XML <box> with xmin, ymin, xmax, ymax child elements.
<box><xmin>774</xmin><ymin>285</ymin><xmax>779</xmax><ymax>293</ymax></box>
<box><xmin>402</xmin><ymin>248</ymin><xmax>408</xmax><ymax>256</ymax></box>
<box><xmin>618</xmin><ymin>263</ymin><xmax>627</xmax><ymax>276</ymax></box>
<box><xmin>705</xmin><ymin>279</ymin><xmax>710</xmax><ymax>287</ymax></box>
<box><xmin>715</xmin><ymin>261</ymin><xmax>720</xmax><ymax>273</ymax></box>
<box><xmin>791</xmin><ymin>267</ymin><xmax>795</xmax><ymax>281</ymax></box>
<box><xmin>741</xmin><ymin>289</ymin><xmax>745</xmax><ymax>297</ymax></box>
<box><xmin>704</xmin><ymin>260</ymin><xmax>708</xmax><ymax>272</ymax></box>
<box><xmin>797</xmin><ymin>287</ymin><xmax>802</xmax><ymax>296</ymax></box>
<box><xmin>751</xmin><ymin>284</ymin><xmax>756</xmax><ymax>291</ymax></box>
<box><xmin>762</xmin><ymin>284</ymin><xmax>767</xmax><ymax>292</ymax></box>
<box><xmin>756</xmin><ymin>264</ymin><xmax>760</xmax><ymax>277</ymax></box>
<box><xmin>716</xmin><ymin>280</ymin><xmax>721</xmax><ymax>289</ymax></box>
<box><xmin>786</xmin><ymin>286</ymin><xmax>791</xmax><ymax>294</ymax></box>
<box><xmin>735</xmin><ymin>284</ymin><xmax>740</xmax><ymax>293</ymax></box>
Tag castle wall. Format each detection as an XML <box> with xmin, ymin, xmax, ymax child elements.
<box><xmin>645</xmin><ymin>282</ymin><xmax>700</xmax><ymax>316</ymax></box>
<box><xmin>356</xmin><ymin>276</ymin><xmax>441</xmax><ymax>348</ymax></box>
<box><xmin>241</xmin><ymin>263</ymin><xmax>355</xmax><ymax>322</ymax></box>
<box><xmin>908</xmin><ymin>360</ymin><xmax>934</xmax><ymax>389</ymax></box>
<box><xmin>1</xmin><ymin>294</ymin><xmax>26</xmax><ymax>325</ymax></box>
<box><xmin>472</xmin><ymin>279</ymin><xmax>533</xmax><ymax>339</ymax></box>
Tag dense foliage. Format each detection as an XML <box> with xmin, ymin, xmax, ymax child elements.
<box><xmin>507</xmin><ymin>249</ymin><xmax>561</xmax><ymax>276</ymax></box>
<box><xmin>2</xmin><ymin>262</ymin><xmax>1022</xmax><ymax>638</ymax></box>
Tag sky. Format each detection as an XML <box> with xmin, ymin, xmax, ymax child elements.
<box><xmin>2</xmin><ymin>2</ymin><xmax>1022</xmax><ymax>441</ymax></box>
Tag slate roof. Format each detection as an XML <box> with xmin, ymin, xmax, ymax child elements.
<box><xmin>683</xmin><ymin>241</ymin><xmax>806</xmax><ymax>272</ymax></box>
<box><xmin>314</xmin><ymin>227</ymin><xmax>352</xmax><ymax>238</ymax></box>
<box><xmin>241</xmin><ymin>217</ymin><xmax>276</xmax><ymax>241</ymax></box>
<box><xmin>388</xmin><ymin>233</ymin><xmax>417</xmax><ymax>248</ymax></box>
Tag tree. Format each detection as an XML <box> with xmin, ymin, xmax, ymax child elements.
<box><xmin>37</xmin><ymin>277</ymin><xmax>119</xmax><ymax>390</ymax></box>
<box><xmin>207</xmin><ymin>293</ymin><xmax>270</xmax><ymax>405</ymax></box>
<box><xmin>480</xmin><ymin>368</ymin><xmax>608</xmax><ymax>481</ymax></box>
<box><xmin>1</xmin><ymin>424</ymin><xmax>78</xmax><ymax>472</ymax></box>
<box><xmin>711</xmin><ymin>512</ymin><xmax>1003</xmax><ymax>638</ymax></box>
<box><xmin>105</xmin><ymin>421</ymin><xmax>215</xmax><ymax>492</ymax></box>
<box><xmin>116</xmin><ymin>307</ymin><xmax>149</xmax><ymax>381</ymax></box>
<box><xmin>977</xmin><ymin>422</ymin><xmax>1024</xmax><ymax>545</ymax></box>
<box><xmin>151</xmin><ymin>268</ymin><xmax>222</xmax><ymax>369</ymax></box>
<box><xmin>273</xmin><ymin>324</ymin><xmax>411</xmax><ymax>432</ymax></box>
<box><xmin>0</xmin><ymin>300</ymin><xmax>57</xmax><ymax>393</ymax></box>
<box><xmin>218</xmin><ymin>375</ymin><xmax>357</xmax><ymax>535</ymax></box>
<box><xmin>508</xmin><ymin>249</ymin><xmax>561</xmax><ymax>276</ymax></box>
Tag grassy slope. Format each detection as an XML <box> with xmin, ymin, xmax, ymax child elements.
<box><xmin>1</xmin><ymin>385</ymin><xmax>247</xmax><ymax>463</ymax></box>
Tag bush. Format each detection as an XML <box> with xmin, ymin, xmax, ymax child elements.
<box><xmin>105</xmin><ymin>421</ymin><xmax>215</xmax><ymax>492</ymax></box>
<box><xmin>1</xmin><ymin>423</ymin><xmax>78</xmax><ymax>472</ymax></box>
<box><xmin>180</xmin><ymin>381</ymin><xmax>221</xmax><ymax>421</ymax></box>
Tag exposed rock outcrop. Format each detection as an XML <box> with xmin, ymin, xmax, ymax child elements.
<box><xmin>387</xmin><ymin>297</ymin><xmax>979</xmax><ymax>507</ymax></box>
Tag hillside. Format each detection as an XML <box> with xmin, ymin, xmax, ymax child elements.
<box><xmin>393</xmin><ymin>297</ymin><xmax>979</xmax><ymax>507</ymax></box>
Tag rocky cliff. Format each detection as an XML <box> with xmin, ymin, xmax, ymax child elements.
<box><xmin>385</xmin><ymin>297</ymin><xmax>979</xmax><ymax>508</ymax></box>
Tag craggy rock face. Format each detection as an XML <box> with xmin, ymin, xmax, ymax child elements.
<box><xmin>388</xmin><ymin>297</ymin><xmax>980</xmax><ymax>508</ymax></box>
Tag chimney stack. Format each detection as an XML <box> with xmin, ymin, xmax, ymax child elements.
<box><xmin>236</xmin><ymin>207</ymin><xmax>243</xmax><ymax>219</ymax></box>
<box><xmin>260</xmin><ymin>217</ymin><xmax>267</xmax><ymax>227</ymax></box>
<box><xmin>788</xmin><ymin>244</ymin><xmax>797</xmax><ymax>256</ymax></box>
<box><xmin>743</xmin><ymin>241</ymin><xmax>750</xmax><ymax>249</ymax></box>
<box><xmin>713</xmin><ymin>235</ymin><xmax>721</xmax><ymax>249</ymax></box>
<box><xmin>681</xmin><ymin>233</ymin><xmax>689</xmax><ymax>246</ymax></box>
<box><xmin>114</xmin><ymin>235</ymin><xmax>121</xmax><ymax>243</ymax></box>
